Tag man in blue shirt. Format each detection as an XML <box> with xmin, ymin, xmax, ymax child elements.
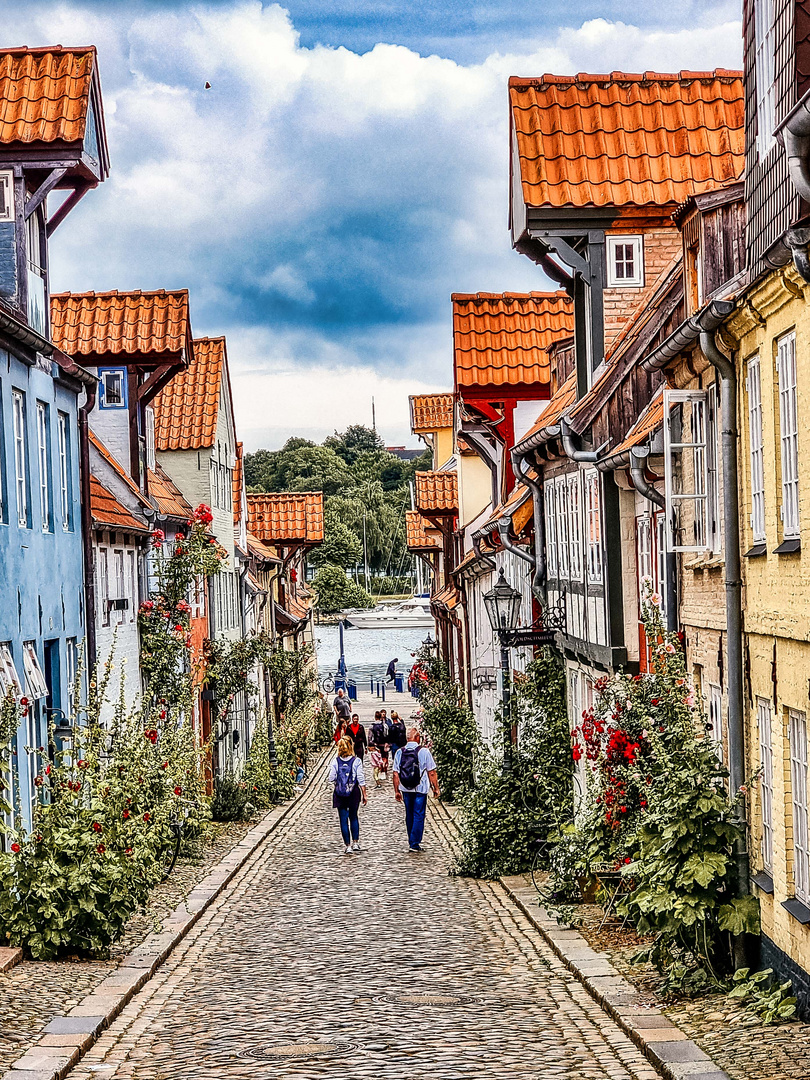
<box><xmin>392</xmin><ymin>727</ymin><xmax>440</xmax><ymax>853</ymax></box>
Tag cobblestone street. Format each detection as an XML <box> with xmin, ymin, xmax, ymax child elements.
<box><xmin>64</xmin><ymin>758</ymin><xmax>661</xmax><ymax>1080</ymax></box>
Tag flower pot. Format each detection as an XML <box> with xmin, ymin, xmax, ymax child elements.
<box><xmin>577</xmin><ymin>874</ymin><xmax>599</xmax><ymax>903</ymax></box>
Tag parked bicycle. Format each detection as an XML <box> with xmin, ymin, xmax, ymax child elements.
<box><xmin>319</xmin><ymin>672</ymin><xmax>335</xmax><ymax>694</ymax></box>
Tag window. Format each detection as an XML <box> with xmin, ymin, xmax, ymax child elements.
<box><xmin>127</xmin><ymin>550</ymin><xmax>137</xmax><ymax>622</ymax></box>
<box><xmin>778</xmin><ymin>332</ymin><xmax>799</xmax><ymax>539</ymax></box>
<box><xmin>545</xmin><ymin>482</ymin><xmax>558</xmax><ymax>578</ymax></box>
<box><xmin>747</xmin><ymin>355</ymin><xmax>765</xmax><ymax>543</ymax></box>
<box><xmin>636</xmin><ymin>514</ymin><xmax>653</xmax><ymax>602</ymax></box>
<box><xmin>757</xmin><ymin>698</ymin><xmax>774</xmax><ymax>873</ymax></box>
<box><xmin>0</xmin><ymin>170</ymin><xmax>13</xmax><ymax>222</ymax></box>
<box><xmin>789</xmin><ymin>709</ymin><xmax>810</xmax><ymax>903</ymax></box>
<box><xmin>99</xmin><ymin>369</ymin><xmax>127</xmax><ymax>409</ymax></box>
<box><xmin>12</xmin><ymin>391</ymin><xmax>28</xmax><ymax>528</ymax></box>
<box><xmin>655</xmin><ymin>512</ymin><xmax>668</xmax><ymax>620</ymax></box>
<box><xmin>663</xmin><ymin>388</ymin><xmax>718</xmax><ymax>553</ymax></box>
<box><xmin>145</xmin><ymin>407</ymin><xmax>156</xmax><ymax>472</ymax></box>
<box><xmin>556</xmin><ymin>477</ymin><xmax>569</xmax><ymax>578</ymax></box>
<box><xmin>708</xmin><ymin>683</ymin><xmax>723</xmax><ymax>763</ymax></box>
<box><xmin>567</xmin><ymin>473</ymin><xmax>583</xmax><ymax>580</ymax></box>
<box><xmin>585</xmin><ymin>470</ymin><xmax>602</xmax><ymax>582</ymax></box>
<box><xmin>113</xmin><ymin>549</ymin><xmax>125</xmax><ymax>625</ymax></box>
<box><xmin>97</xmin><ymin>546</ymin><xmax>110</xmax><ymax>627</ymax></box>
<box><xmin>0</xmin><ymin>644</ymin><xmax>22</xmax><ymax>699</ymax></box>
<box><xmin>57</xmin><ymin>412</ymin><xmax>71</xmax><ymax>530</ymax></box>
<box><xmin>606</xmin><ymin>235</ymin><xmax>644</xmax><ymax>287</ymax></box>
<box><xmin>23</xmin><ymin>642</ymin><xmax>48</xmax><ymax>699</ymax></box>
<box><xmin>26</xmin><ymin>208</ymin><xmax>46</xmax><ymax>335</ymax></box>
<box><xmin>754</xmin><ymin>0</ymin><xmax>777</xmax><ymax>159</ymax></box>
<box><xmin>36</xmin><ymin>402</ymin><xmax>51</xmax><ymax>532</ymax></box>
<box><xmin>65</xmin><ymin>638</ymin><xmax>77</xmax><ymax>719</ymax></box>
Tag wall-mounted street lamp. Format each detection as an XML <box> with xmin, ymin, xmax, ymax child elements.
<box><xmin>484</xmin><ymin>569</ymin><xmax>522</xmax><ymax>774</ymax></box>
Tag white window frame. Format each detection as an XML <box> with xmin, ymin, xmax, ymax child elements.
<box><xmin>636</xmin><ymin>513</ymin><xmax>653</xmax><ymax>603</ymax></box>
<box><xmin>99</xmin><ymin>368</ymin><xmax>127</xmax><ymax>409</ymax></box>
<box><xmin>112</xmin><ymin>548</ymin><xmax>126</xmax><ymax>626</ymax></box>
<box><xmin>754</xmin><ymin>0</ymin><xmax>777</xmax><ymax>159</ymax></box>
<box><xmin>708</xmin><ymin>683</ymin><xmax>723</xmax><ymax>763</ymax></box>
<box><xmin>58</xmin><ymin>411</ymin><xmax>71</xmax><ymax>530</ymax></box>
<box><xmin>567</xmin><ymin>472</ymin><xmax>583</xmax><ymax>581</ymax></box>
<box><xmin>36</xmin><ymin>402</ymin><xmax>50</xmax><ymax>532</ymax></box>
<box><xmin>25</xmin><ymin>208</ymin><xmax>47</xmax><ymax>337</ymax></box>
<box><xmin>127</xmin><ymin>550</ymin><xmax>137</xmax><ymax>623</ymax></box>
<box><xmin>606</xmin><ymin>235</ymin><xmax>644</xmax><ymax>287</ymax></box>
<box><xmin>757</xmin><ymin>698</ymin><xmax>774</xmax><ymax>873</ymax></box>
<box><xmin>585</xmin><ymin>469</ymin><xmax>602</xmax><ymax>583</ymax></box>
<box><xmin>545</xmin><ymin>481</ymin><xmax>558</xmax><ymax>578</ymax></box>
<box><xmin>65</xmin><ymin>637</ymin><xmax>77</xmax><ymax>719</ymax></box>
<box><xmin>777</xmin><ymin>332</ymin><xmax>800</xmax><ymax>539</ymax></box>
<box><xmin>747</xmin><ymin>354</ymin><xmax>766</xmax><ymax>543</ymax></box>
<box><xmin>0</xmin><ymin>644</ymin><xmax>23</xmax><ymax>699</ymax></box>
<box><xmin>12</xmin><ymin>390</ymin><xmax>27</xmax><ymax>528</ymax></box>
<box><xmin>789</xmin><ymin>708</ymin><xmax>810</xmax><ymax>903</ymax></box>
<box><xmin>663</xmin><ymin>388</ymin><xmax>718</xmax><ymax>553</ymax></box>
<box><xmin>556</xmin><ymin>476</ymin><xmax>569</xmax><ymax>578</ymax></box>
<box><xmin>0</xmin><ymin>170</ymin><xmax>13</xmax><ymax>222</ymax></box>
<box><xmin>145</xmin><ymin>406</ymin><xmax>156</xmax><ymax>472</ymax></box>
<box><xmin>97</xmin><ymin>546</ymin><xmax>110</xmax><ymax>628</ymax></box>
<box><xmin>23</xmin><ymin>642</ymin><xmax>48</xmax><ymax>699</ymax></box>
<box><xmin>654</xmin><ymin>512</ymin><xmax>667</xmax><ymax>619</ymax></box>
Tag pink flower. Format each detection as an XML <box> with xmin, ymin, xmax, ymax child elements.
<box><xmin>684</xmin><ymin>692</ymin><xmax>695</xmax><ymax>707</ymax></box>
<box><xmin>665</xmin><ymin>643</ymin><xmax>676</xmax><ymax>655</ymax></box>
<box><xmin>650</xmin><ymin>593</ymin><xmax>661</xmax><ymax>606</ymax></box>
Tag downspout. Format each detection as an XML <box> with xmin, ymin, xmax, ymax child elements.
<box><xmin>560</xmin><ymin>417</ymin><xmax>607</xmax><ymax>463</ymax></box>
<box><xmin>513</xmin><ymin>451</ymin><xmax>547</xmax><ymax>598</ymax></box>
<box><xmin>699</xmin><ymin>328</ymin><xmax>749</xmax><ymax>919</ymax></box>
<box><xmin>497</xmin><ymin>516</ymin><xmax>535</xmax><ymax>567</ymax></box>
<box><xmin>778</xmin><ymin>90</ymin><xmax>810</xmax><ymax>281</ymax></box>
<box><xmin>78</xmin><ymin>385</ymin><xmax>97</xmax><ymax>671</ymax></box>
<box><xmin>472</xmin><ymin>533</ymin><xmax>496</xmax><ymax>571</ymax></box>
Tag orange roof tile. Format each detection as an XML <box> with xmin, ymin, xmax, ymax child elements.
<box><xmin>406</xmin><ymin>510</ymin><xmax>441</xmax><ymax>551</ymax></box>
<box><xmin>233</xmin><ymin>442</ymin><xmax>244</xmax><ymax>526</ymax></box>
<box><xmin>415</xmin><ymin>471</ymin><xmax>458</xmax><ymax>515</ymax></box>
<box><xmin>432</xmin><ymin>582</ymin><xmax>460</xmax><ymax>613</ymax></box>
<box><xmin>51</xmin><ymin>290</ymin><xmax>191</xmax><ymax>361</ymax></box>
<box><xmin>510</xmin><ymin>70</ymin><xmax>744</xmax><ymax>209</ymax></box>
<box><xmin>0</xmin><ymin>47</ymin><xmax>97</xmax><ymax>146</ymax></box>
<box><xmin>246</xmin><ymin>530</ymin><xmax>281</xmax><ymax>564</ymax></box>
<box><xmin>153</xmin><ymin>336</ymin><xmax>225</xmax><ymax>451</ymax></box>
<box><xmin>90</xmin><ymin>476</ymin><xmax>148</xmax><ymax>533</ymax></box>
<box><xmin>410</xmin><ymin>393</ymin><xmax>453</xmax><ymax>433</ymax></box>
<box><xmin>514</xmin><ymin>371</ymin><xmax>578</xmax><ymax>452</ymax></box>
<box><xmin>479</xmin><ymin>479</ymin><xmax>534</xmax><ymax>535</ymax></box>
<box><xmin>247</xmin><ymin>492</ymin><xmax>324</xmax><ymax>545</ymax></box>
<box><xmin>148</xmin><ymin>464</ymin><xmax>193</xmax><ymax>521</ymax></box>
<box><xmin>89</xmin><ymin>430</ymin><xmax>150</xmax><ymax>509</ymax></box>
<box><xmin>606</xmin><ymin>389</ymin><xmax>664</xmax><ymax>460</ymax></box>
<box><xmin>453</xmin><ymin>548</ymin><xmax>480</xmax><ymax>574</ymax></box>
<box><xmin>453</xmin><ymin>292</ymin><xmax>572</xmax><ymax>390</ymax></box>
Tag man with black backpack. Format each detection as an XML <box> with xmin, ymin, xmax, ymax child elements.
<box><xmin>392</xmin><ymin>727</ymin><xmax>440</xmax><ymax>853</ymax></box>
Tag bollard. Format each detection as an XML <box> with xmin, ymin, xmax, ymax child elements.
<box><xmin>381</xmin><ymin>683</ymin><xmax>385</xmax><ymax>702</ymax></box>
<box><xmin>370</xmin><ymin>677</ymin><xmax>373</xmax><ymax>695</ymax></box>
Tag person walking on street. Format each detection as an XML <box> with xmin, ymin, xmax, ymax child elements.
<box><xmin>369</xmin><ymin>710</ymin><xmax>388</xmax><ymax>774</ymax></box>
<box><xmin>333</xmin><ymin>717</ymin><xmax>348</xmax><ymax>743</ymax></box>
<box><xmin>328</xmin><ymin>735</ymin><xmax>367</xmax><ymax>854</ymax></box>
<box><xmin>388</xmin><ymin>711</ymin><xmax>406</xmax><ymax>760</ymax></box>
<box><xmin>393</xmin><ymin>727</ymin><xmax>440</xmax><ymax>853</ymax></box>
<box><xmin>386</xmin><ymin>658</ymin><xmax>399</xmax><ymax>684</ymax></box>
<box><xmin>347</xmin><ymin>713</ymin><xmax>367</xmax><ymax>761</ymax></box>
<box><xmin>333</xmin><ymin>688</ymin><xmax>351</xmax><ymax>724</ymax></box>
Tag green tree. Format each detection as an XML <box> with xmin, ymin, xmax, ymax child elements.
<box><xmin>324</xmin><ymin>424</ymin><xmax>385</xmax><ymax>465</ymax></box>
<box><xmin>311</xmin><ymin>565</ymin><xmax>374</xmax><ymax>614</ymax></box>
<box><xmin>309</xmin><ymin>516</ymin><xmax>362</xmax><ymax>570</ymax></box>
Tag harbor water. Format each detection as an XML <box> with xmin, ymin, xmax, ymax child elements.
<box><xmin>314</xmin><ymin>622</ymin><xmax>428</xmax><ymax>683</ymax></box>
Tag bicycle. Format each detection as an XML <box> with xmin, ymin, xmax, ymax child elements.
<box><xmin>320</xmin><ymin>673</ymin><xmax>335</xmax><ymax>694</ymax></box>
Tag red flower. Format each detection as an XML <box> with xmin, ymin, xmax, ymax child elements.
<box><xmin>620</xmin><ymin>805</ymin><xmax>627</xmax><ymax>813</ymax></box>
<box><xmin>73</xmin><ymin>781</ymin><xmax>81</xmax><ymax>792</ymax></box>
<box><xmin>92</xmin><ymin>821</ymin><xmax>102</xmax><ymax>832</ymax></box>
<box><xmin>143</xmin><ymin>813</ymin><xmax>150</xmax><ymax>822</ymax></box>
<box><xmin>77</xmin><ymin>759</ymin><xmax>87</xmax><ymax>769</ymax></box>
<box><xmin>572</xmin><ymin>746</ymin><xmax>582</xmax><ymax>762</ymax></box>
<box><xmin>125</xmin><ymin>847</ymin><xmax>133</xmax><ymax>856</ymax></box>
<box><xmin>123</xmin><ymin>810</ymin><xmax>130</xmax><ymax>819</ymax></box>
<box><xmin>10</xmin><ymin>842</ymin><xmax>20</xmax><ymax>853</ymax></box>
<box><xmin>623</xmin><ymin>857</ymin><xmax>632</xmax><ymax>864</ymax></box>
<box><xmin>174</xmin><ymin>786</ymin><xmax>182</xmax><ymax>796</ymax></box>
<box><xmin>34</xmin><ymin>775</ymin><xmax>43</xmax><ymax>787</ymax></box>
<box><xmin>20</xmin><ymin>696</ymin><xmax>28</xmax><ymax>706</ymax></box>
<box><xmin>161</xmin><ymin>761</ymin><xmax>168</xmax><ymax>769</ymax></box>
<box><xmin>96</xmin><ymin>843</ymin><xmax>106</xmax><ymax>854</ymax></box>
<box><xmin>45</xmin><ymin>764</ymin><xmax>51</xmax><ymax>775</ymax></box>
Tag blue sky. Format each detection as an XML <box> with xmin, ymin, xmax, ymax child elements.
<box><xmin>6</xmin><ymin>1</ymin><xmax>743</xmax><ymax>448</ymax></box>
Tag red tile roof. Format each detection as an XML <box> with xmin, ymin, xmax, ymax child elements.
<box><xmin>415</xmin><ymin>471</ymin><xmax>458</xmax><ymax>515</ymax></box>
<box><xmin>406</xmin><ymin>510</ymin><xmax>441</xmax><ymax>551</ymax></box>
<box><xmin>51</xmin><ymin>290</ymin><xmax>191</xmax><ymax>361</ymax></box>
<box><xmin>431</xmin><ymin>582</ymin><xmax>460</xmax><ymax>613</ymax></box>
<box><xmin>479</xmin><ymin>478</ymin><xmax>534</xmax><ymax>535</ymax></box>
<box><xmin>89</xmin><ymin>430</ymin><xmax>150</xmax><ymax>509</ymax></box>
<box><xmin>514</xmin><ymin>371</ymin><xmax>578</xmax><ymax>452</ymax></box>
<box><xmin>148</xmin><ymin>464</ymin><xmax>193</xmax><ymax>521</ymax></box>
<box><xmin>606</xmin><ymin>389</ymin><xmax>664</xmax><ymax>460</ymax></box>
<box><xmin>246</xmin><ymin>531</ymin><xmax>281</xmax><ymax>564</ymax></box>
<box><xmin>510</xmin><ymin>70</ymin><xmax>744</xmax><ymax>209</ymax></box>
<box><xmin>90</xmin><ymin>476</ymin><xmax>148</xmax><ymax>533</ymax></box>
<box><xmin>153</xmin><ymin>336</ymin><xmax>225</xmax><ymax>451</ymax></box>
<box><xmin>453</xmin><ymin>292</ymin><xmax>572</xmax><ymax>390</ymax></box>
<box><xmin>410</xmin><ymin>393</ymin><xmax>453</xmax><ymax>433</ymax></box>
<box><xmin>0</xmin><ymin>47</ymin><xmax>97</xmax><ymax>146</ymax></box>
<box><xmin>233</xmin><ymin>442</ymin><xmax>244</xmax><ymax>526</ymax></box>
<box><xmin>247</xmin><ymin>493</ymin><xmax>324</xmax><ymax>545</ymax></box>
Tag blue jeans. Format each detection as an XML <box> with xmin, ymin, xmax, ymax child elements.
<box><xmin>401</xmin><ymin>791</ymin><xmax>427</xmax><ymax>849</ymax></box>
<box><xmin>337</xmin><ymin>804</ymin><xmax>360</xmax><ymax>846</ymax></box>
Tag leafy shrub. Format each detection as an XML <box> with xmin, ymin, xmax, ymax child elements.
<box><xmin>417</xmin><ymin>656</ymin><xmax>479</xmax><ymax>803</ymax></box>
<box><xmin>211</xmin><ymin>773</ymin><xmax>250</xmax><ymax>822</ymax></box>
<box><xmin>312</xmin><ymin>564</ymin><xmax>374</xmax><ymax>613</ymax></box>
<box><xmin>727</xmin><ymin>967</ymin><xmax>798</xmax><ymax>1024</ymax></box>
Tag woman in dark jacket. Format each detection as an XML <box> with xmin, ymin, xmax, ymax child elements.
<box><xmin>346</xmin><ymin>713</ymin><xmax>368</xmax><ymax>761</ymax></box>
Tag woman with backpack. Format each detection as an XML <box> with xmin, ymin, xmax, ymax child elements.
<box><xmin>328</xmin><ymin>735</ymin><xmax>367</xmax><ymax>854</ymax></box>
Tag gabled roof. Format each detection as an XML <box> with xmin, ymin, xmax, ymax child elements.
<box><xmin>148</xmin><ymin>464</ymin><xmax>193</xmax><ymax>522</ymax></box>
<box><xmin>247</xmin><ymin>493</ymin><xmax>324</xmax><ymax>546</ymax></box>
<box><xmin>89</xmin><ymin>430</ymin><xmax>150</xmax><ymax>510</ymax></box>
<box><xmin>514</xmin><ymin>371</ymin><xmax>578</xmax><ymax>453</ymax></box>
<box><xmin>415</xmin><ymin>471</ymin><xmax>458</xmax><ymax>515</ymax></box>
<box><xmin>90</xmin><ymin>476</ymin><xmax>148</xmax><ymax>533</ymax></box>
<box><xmin>410</xmin><ymin>393</ymin><xmax>453</xmax><ymax>433</ymax></box>
<box><xmin>453</xmin><ymin>292</ymin><xmax>572</xmax><ymax>391</ymax></box>
<box><xmin>153</xmin><ymin>336</ymin><xmax>226</xmax><ymax>451</ymax></box>
<box><xmin>510</xmin><ymin>70</ymin><xmax>744</xmax><ymax>209</ymax></box>
<box><xmin>50</xmin><ymin>290</ymin><xmax>192</xmax><ymax>363</ymax></box>
<box><xmin>233</xmin><ymin>442</ymin><xmax>244</xmax><ymax>526</ymax></box>
<box><xmin>406</xmin><ymin>510</ymin><xmax>441</xmax><ymax>551</ymax></box>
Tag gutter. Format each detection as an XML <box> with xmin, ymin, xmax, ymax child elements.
<box><xmin>775</xmin><ymin>87</ymin><xmax>810</xmax><ymax>281</ymax></box>
<box><xmin>559</xmin><ymin>416</ymin><xmax>607</xmax><ymax>462</ymax></box>
<box><xmin>642</xmin><ymin>300</ymin><xmax>735</xmax><ymax>372</ymax></box>
<box><xmin>79</xmin><ymin>385</ymin><xmax>97</xmax><ymax>671</ymax></box>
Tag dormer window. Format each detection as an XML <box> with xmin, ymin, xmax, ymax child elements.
<box><xmin>26</xmin><ymin>208</ymin><xmax>46</xmax><ymax>335</ymax></box>
<box><xmin>606</xmin><ymin>235</ymin><xmax>644</xmax><ymax>287</ymax></box>
<box><xmin>99</xmin><ymin>368</ymin><xmax>127</xmax><ymax>409</ymax></box>
<box><xmin>0</xmin><ymin>171</ymin><xmax>13</xmax><ymax>222</ymax></box>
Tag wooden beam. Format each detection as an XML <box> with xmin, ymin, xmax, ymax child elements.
<box><xmin>46</xmin><ymin>184</ymin><xmax>89</xmax><ymax>236</ymax></box>
<box><xmin>137</xmin><ymin>362</ymin><xmax>177</xmax><ymax>406</ymax></box>
<box><xmin>25</xmin><ymin>167</ymin><xmax>68</xmax><ymax>220</ymax></box>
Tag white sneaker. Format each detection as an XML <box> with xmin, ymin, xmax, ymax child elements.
<box><xmin>343</xmin><ymin>845</ymin><xmax>352</xmax><ymax>855</ymax></box>
<box><xmin>351</xmin><ymin>842</ymin><xmax>361</xmax><ymax>852</ymax></box>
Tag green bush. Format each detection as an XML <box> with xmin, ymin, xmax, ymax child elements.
<box><xmin>418</xmin><ymin>661</ymin><xmax>479</xmax><ymax>804</ymax></box>
<box><xmin>211</xmin><ymin>773</ymin><xmax>250</xmax><ymax>822</ymax></box>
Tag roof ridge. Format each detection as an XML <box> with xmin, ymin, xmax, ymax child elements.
<box><xmin>52</xmin><ymin>288</ymin><xmax>189</xmax><ymax>300</ymax></box>
<box><xmin>0</xmin><ymin>45</ymin><xmax>97</xmax><ymax>55</ymax></box>
<box><xmin>451</xmin><ymin>291</ymin><xmax>570</xmax><ymax>303</ymax></box>
<box><xmin>509</xmin><ymin>69</ymin><xmax>742</xmax><ymax>87</ymax></box>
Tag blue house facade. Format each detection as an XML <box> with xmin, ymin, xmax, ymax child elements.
<box><xmin>0</xmin><ymin>46</ymin><xmax>109</xmax><ymax>834</ymax></box>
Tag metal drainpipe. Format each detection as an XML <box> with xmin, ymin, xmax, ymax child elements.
<box><xmin>78</xmin><ymin>385</ymin><xmax>97</xmax><ymax>671</ymax></box>
<box><xmin>497</xmin><ymin>517</ymin><xmax>535</xmax><ymax>566</ymax></box>
<box><xmin>559</xmin><ymin>417</ymin><xmax>604</xmax><ymax>463</ymax></box>
<box><xmin>779</xmin><ymin>97</ymin><xmax>810</xmax><ymax>281</ymax></box>
<box><xmin>513</xmin><ymin>451</ymin><xmax>547</xmax><ymax>598</ymax></box>
<box><xmin>699</xmin><ymin>328</ymin><xmax>750</xmax><ymax>919</ymax></box>
<box><xmin>627</xmin><ymin>448</ymin><xmax>678</xmax><ymax>634</ymax></box>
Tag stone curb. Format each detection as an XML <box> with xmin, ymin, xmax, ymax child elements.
<box><xmin>500</xmin><ymin>875</ymin><xmax>731</xmax><ymax>1080</ymax></box>
<box><xmin>2</xmin><ymin>747</ymin><xmax>333</xmax><ymax>1080</ymax></box>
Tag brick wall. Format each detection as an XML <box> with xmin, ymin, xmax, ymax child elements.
<box><xmin>603</xmin><ymin>228</ymin><xmax>682</xmax><ymax>353</ymax></box>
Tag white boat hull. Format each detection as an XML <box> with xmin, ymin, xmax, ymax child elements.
<box><xmin>344</xmin><ymin>612</ymin><xmax>434</xmax><ymax>629</ymax></box>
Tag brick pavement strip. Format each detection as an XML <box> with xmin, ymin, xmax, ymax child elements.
<box><xmin>1</xmin><ymin>748</ymin><xmax>334</xmax><ymax>1080</ymax></box>
<box><xmin>48</xmin><ymin>756</ymin><xmax>668</xmax><ymax>1080</ymax></box>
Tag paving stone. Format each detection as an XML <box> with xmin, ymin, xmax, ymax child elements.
<box><xmin>42</xmin><ymin>1017</ymin><xmax>105</xmax><ymax>1036</ymax></box>
<box><xmin>0</xmin><ymin>948</ymin><xmax>23</xmax><ymax>973</ymax></box>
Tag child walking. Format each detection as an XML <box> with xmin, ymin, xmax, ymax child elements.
<box><xmin>369</xmin><ymin>744</ymin><xmax>387</xmax><ymax>787</ymax></box>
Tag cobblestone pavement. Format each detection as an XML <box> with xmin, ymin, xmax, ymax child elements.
<box><xmin>66</xmin><ymin>767</ymin><xmax>662</xmax><ymax>1080</ymax></box>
